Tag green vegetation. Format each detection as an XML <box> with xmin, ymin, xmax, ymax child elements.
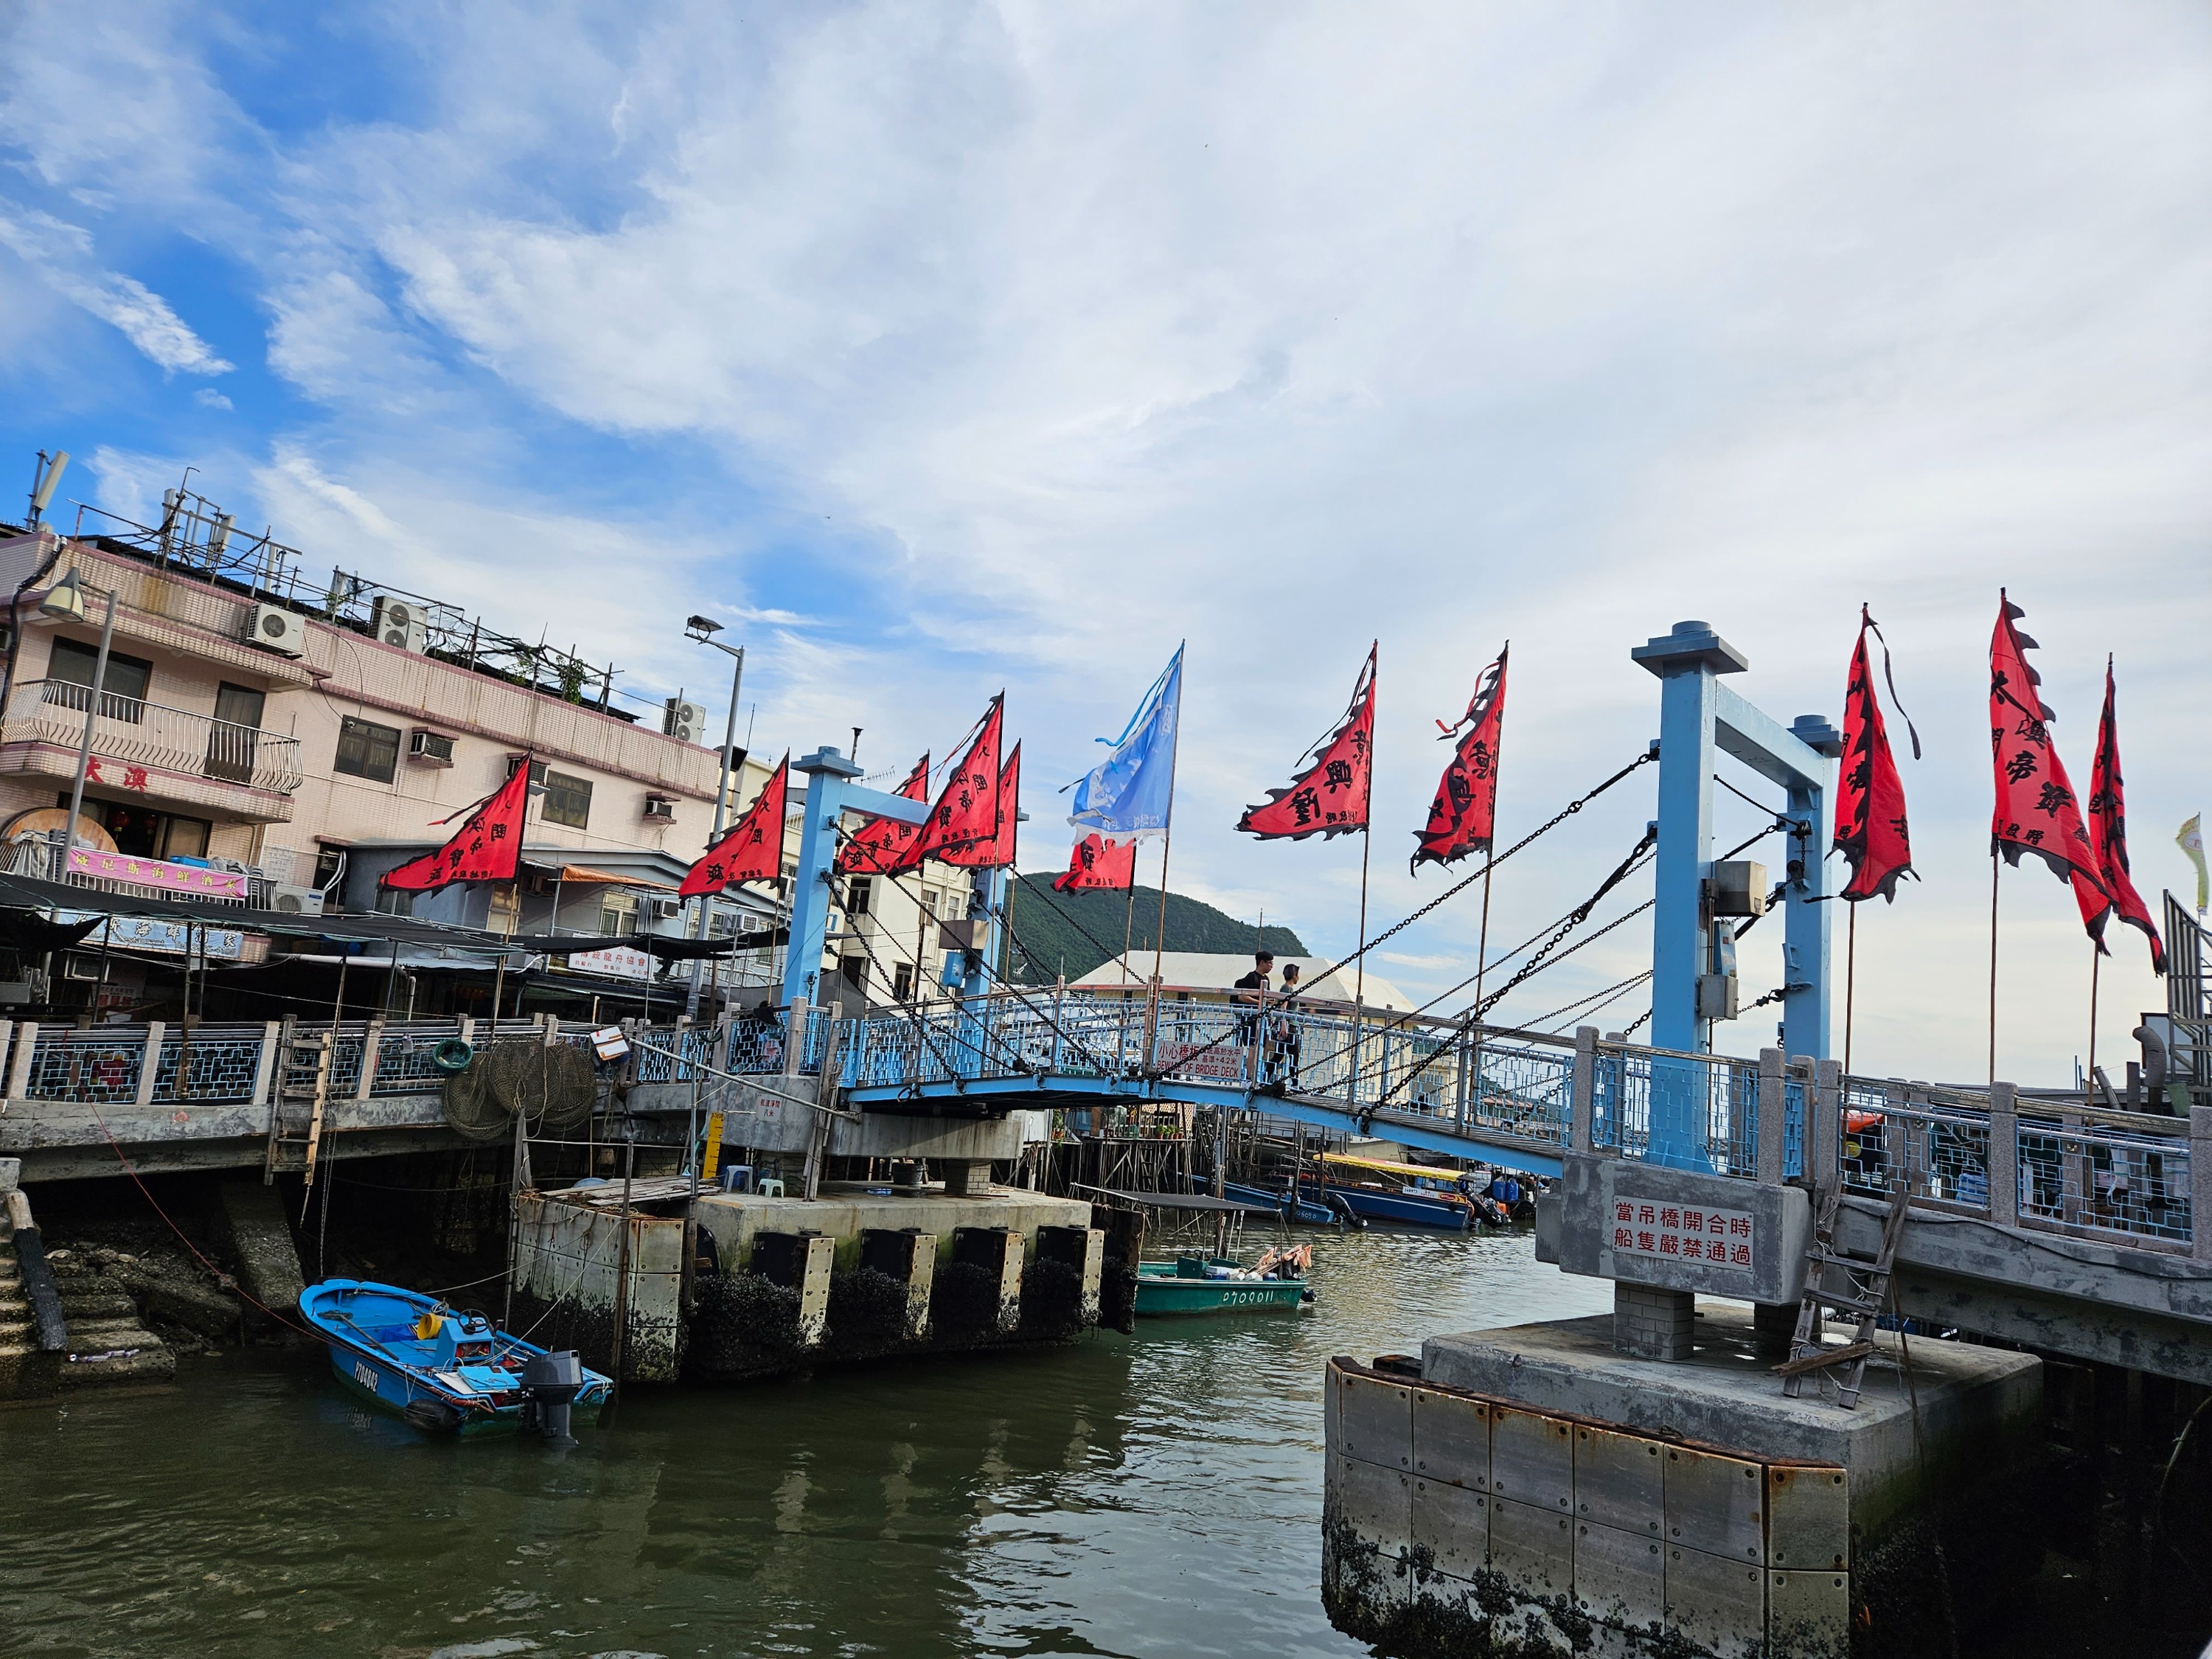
<box><xmin>1003</xmin><ymin>874</ymin><xmax>1307</xmax><ymax>985</ymax></box>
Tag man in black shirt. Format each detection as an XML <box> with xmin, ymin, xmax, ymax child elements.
<box><xmin>1232</xmin><ymin>950</ymin><xmax>1273</xmax><ymax>1054</ymax></box>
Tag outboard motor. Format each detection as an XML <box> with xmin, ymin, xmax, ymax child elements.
<box><xmin>519</xmin><ymin>1349</ymin><xmax>585</xmax><ymax>1444</ymax></box>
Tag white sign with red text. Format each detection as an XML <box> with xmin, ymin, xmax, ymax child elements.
<box><xmin>1608</xmin><ymin>1198</ymin><xmax>1755</xmax><ymax>1273</ymax></box>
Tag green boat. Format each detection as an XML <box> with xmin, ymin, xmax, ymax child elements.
<box><xmin>1133</xmin><ymin>1254</ymin><xmax>1312</xmax><ymax>1317</ymax></box>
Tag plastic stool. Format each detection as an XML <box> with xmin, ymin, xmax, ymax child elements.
<box><xmin>757</xmin><ymin>1178</ymin><xmax>785</xmax><ymax>1198</ymax></box>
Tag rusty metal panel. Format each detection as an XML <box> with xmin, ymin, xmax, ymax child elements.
<box><xmin>1573</xmin><ymin>1422</ymin><xmax>1665</xmax><ymax>1535</ymax></box>
<box><xmin>1491</xmin><ymin>1404</ymin><xmax>1573</xmax><ymax>1514</ymax></box>
<box><xmin>1489</xmin><ymin>1497</ymin><xmax>1575</xmax><ymax>1601</ymax></box>
<box><xmin>1325</xmin><ymin>1360</ymin><xmax>1344</xmax><ymax>1458</ymax></box>
<box><xmin>1767</xmin><ymin>1568</ymin><xmax>1851</xmax><ymax>1654</ymax></box>
<box><xmin>1411</xmin><ymin>1386</ymin><xmax>1490</xmax><ymax>1489</ymax></box>
<box><xmin>1335</xmin><ymin>1453</ymin><xmax>1413</xmax><ymax>1562</ymax></box>
<box><xmin>1339</xmin><ymin>1370</ymin><xmax>1413</xmax><ymax>1470</ymax></box>
<box><xmin>1412</xmin><ymin>1477</ymin><xmax>1487</xmax><ymax>1582</ymax></box>
<box><xmin>1664</xmin><ymin>1443</ymin><xmax>1767</xmax><ymax>1565</ymax></box>
<box><xmin>1665</xmin><ymin>1543</ymin><xmax>1767</xmax><ymax>1652</ymax></box>
<box><xmin>1767</xmin><ymin>1465</ymin><xmax>1848</xmax><ymax>1572</ymax></box>
<box><xmin>1573</xmin><ymin>1519</ymin><xmax>1666</xmax><ymax>1631</ymax></box>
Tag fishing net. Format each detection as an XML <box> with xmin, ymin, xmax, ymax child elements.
<box><xmin>440</xmin><ymin>1059</ymin><xmax>509</xmax><ymax>1142</ymax></box>
<box><xmin>481</xmin><ymin>1040</ymin><xmax>597</xmax><ymax>1132</ymax></box>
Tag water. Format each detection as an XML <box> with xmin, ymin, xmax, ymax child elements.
<box><xmin>4</xmin><ymin>1229</ymin><xmax>1609</xmax><ymax>1659</ymax></box>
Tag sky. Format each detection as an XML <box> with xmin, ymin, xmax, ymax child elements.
<box><xmin>1</xmin><ymin>1</ymin><xmax>2205</xmax><ymax>1085</ymax></box>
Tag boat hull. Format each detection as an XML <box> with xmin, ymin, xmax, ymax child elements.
<box><xmin>1133</xmin><ymin>1269</ymin><xmax>1307</xmax><ymax>1316</ymax></box>
<box><xmin>1212</xmin><ymin>1178</ymin><xmax>1340</xmax><ymax>1226</ymax></box>
<box><xmin>321</xmin><ymin>1342</ymin><xmax>605</xmax><ymax>1436</ymax></box>
<box><xmin>1322</xmin><ymin>1184</ymin><xmax>1472</xmax><ymax>1231</ymax></box>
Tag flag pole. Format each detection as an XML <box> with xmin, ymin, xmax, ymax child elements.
<box><xmin>1469</xmin><ymin>643</ymin><xmax>1505</xmax><ymax>1098</ymax></box>
<box><xmin>1843</xmin><ymin>902</ymin><xmax>1858</xmax><ymax>1077</ymax></box>
<box><xmin>1349</xmin><ymin>644</ymin><xmax>1376</xmax><ymax>1107</ymax></box>
<box><xmin>1987</xmin><ymin>850</ymin><xmax>2000</xmax><ymax>1085</ymax></box>
<box><xmin>1149</xmin><ymin>641</ymin><xmax>1186</xmax><ymax>991</ymax></box>
<box><xmin>1121</xmin><ymin>870</ymin><xmax>1136</xmax><ymax>985</ymax></box>
<box><xmin>2086</xmin><ymin>942</ymin><xmax>2101</xmax><ymax>1108</ymax></box>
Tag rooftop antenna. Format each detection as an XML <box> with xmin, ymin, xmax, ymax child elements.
<box><xmin>851</xmin><ymin>726</ymin><xmax>863</xmax><ymax>764</ymax></box>
<box><xmin>27</xmin><ymin>449</ymin><xmax>69</xmax><ymax>529</ymax></box>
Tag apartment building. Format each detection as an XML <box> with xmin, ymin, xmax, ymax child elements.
<box><xmin>0</xmin><ymin>515</ymin><xmax>775</xmax><ymax>1016</ymax></box>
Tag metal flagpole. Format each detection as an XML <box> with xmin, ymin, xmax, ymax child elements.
<box><xmin>1349</xmin><ymin>649</ymin><xmax>1375</xmax><ymax>1103</ymax></box>
<box><xmin>1149</xmin><ymin>642</ymin><xmax>1186</xmax><ymax>991</ymax></box>
<box><xmin>1843</xmin><ymin>902</ymin><xmax>1858</xmax><ymax>1077</ymax></box>
<box><xmin>1987</xmin><ymin>852</ymin><xmax>2000</xmax><ymax>1085</ymax></box>
<box><xmin>1468</xmin><ymin>644</ymin><xmax>1503</xmax><ymax>1107</ymax></box>
<box><xmin>2086</xmin><ymin>943</ymin><xmax>2101</xmax><ymax>1108</ymax></box>
<box><xmin>1120</xmin><ymin>875</ymin><xmax>1136</xmax><ymax>985</ymax></box>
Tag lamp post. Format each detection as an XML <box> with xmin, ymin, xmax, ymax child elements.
<box><xmin>684</xmin><ymin>616</ymin><xmax>744</xmax><ymax>1018</ymax></box>
<box><xmin>42</xmin><ymin>569</ymin><xmax>114</xmax><ymax>882</ymax></box>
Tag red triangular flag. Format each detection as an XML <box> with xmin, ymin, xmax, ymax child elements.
<box><xmin>1989</xmin><ymin>593</ymin><xmax>2104</xmax><ymax>916</ymax></box>
<box><xmin>1412</xmin><ymin>644</ymin><xmax>1506</xmax><ymax>874</ymax></box>
<box><xmin>835</xmin><ymin>752</ymin><xmax>930</xmax><ymax>875</ymax></box>
<box><xmin>914</xmin><ymin>698</ymin><xmax>1003</xmax><ymax>869</ymax></box>
<box><xmin>383</xmin><ymin>759</ymin><xmax>532</xmax><ymax>891</ymax></box>
<box><xmin>1054</xmin><ymin>832</ymin><xmax>1135</xmax><ymax>892</ymax></box>
<box><xmin>1238</xmin><ymin>644</ymin><xmax>1375</xmax><ymax>841</ymax></box>
<box><xmin>678</xmin><ymin>756</ymin><xmax>788</xmax><ymax>898</ymax></box>
<box><xmin>1834</xmin><ymin>609</ymin><xmax>1915</xmax><ymax>903</ymax></box>
<box><xmin>981</xmin><ymin>742</ymin><xmax>1020</xmax><ymax>869</ymax></box>
<box><xmin>2071</xmin><ymin>659</ymin><xmax>2166</xmax><ymax>973</ymax></box>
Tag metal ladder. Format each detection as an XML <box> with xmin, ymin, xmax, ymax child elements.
<box><xmin>262</xmin><ymin>1020</ymin><xmax>335</xmax><ymax>1192</ymax></box>
<box><xmin>1777</xmin><ymin>1175</ymin><xmax>1913</xmax><ymax>1408</ymax></box>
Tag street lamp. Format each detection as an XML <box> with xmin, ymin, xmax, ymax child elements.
<box><xmin>684</xmin><ymin>615</ymin><xmax>745</xmax><ymax>1018</ymax></box>
<box><xmin>43</xmin><ymin>570</ymin><xmax>116</xmax><ymax>881</ymax></box>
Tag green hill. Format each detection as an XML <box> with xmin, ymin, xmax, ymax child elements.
<box><xmin>1003</xmin><ymin>873</ymin><xmax>1307</xmax><ymax>984</ymax></box>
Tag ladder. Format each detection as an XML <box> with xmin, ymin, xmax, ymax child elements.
<box><xmin>262</xmin><ymin>1021</ymin><xmax>335</xmax><ymax>1193</ymax></box>
<box><xmin>1777</xmin><ymin>1175</ymin><xmax>1913</xmax><ymax>1408</ymax></box>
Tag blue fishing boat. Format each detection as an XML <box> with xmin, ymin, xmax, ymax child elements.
<box><xmin>1207</xmin><ymin>1177</ymin><xmax>1342</xmax><ymax>1226</ymax></box>
<box><xmin>300</xmin><ymin>1279</ymin><xmax>611</xmax><ymax>1438</ymax></box>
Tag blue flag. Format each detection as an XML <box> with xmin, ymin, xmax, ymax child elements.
<box><xmin>1068</xmin><ymin>645</ymin><xmax>1182</xmax><ymax>839</ymax></box>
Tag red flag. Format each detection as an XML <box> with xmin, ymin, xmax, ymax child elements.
<box><xmin>1989</xmin><ymin>593</ymin><xmax>2104</xmax><ymax>914</ymax></box>
<box><xmin>983</xmin><ymin>742</ymin><xmax>1020</xmax><ymax>869</ymax></box>
<box><xmin>835</xmin><ymin>751</ymin><xmax>930</xmax><ymax>875</ymax></box>
<box><xmin>1238</xmin><ymin>644</ymin><xmax>1376</xmax><ymax>841</ymax></box>
<box><xmin>678</xmin><ymin>755</ymin><xmax>789</xmax><ymax>898</ymax></box>
<box><xmin>1834</xmin><ymin>609</ymin><xmax>1916</xmax><ymax>903</ymax></box>
<box><xmin>2072</xmin><ymin>659</ymin><xmax>2166</xmax><ymax>973</ymax></box>
<box><xmin>382</xmin><ymin>759</ymin><xmax>532</xmax><ymax>891</ymax></box>
<box><xmin>1411</xmin><ymin>644</ymin><xmax>1506</xmax><ymax>874</ymax></box>
<box><xmin>913</xmin><ymin>698</ymin><xmax>1003</xmax><ymax>869</ymax></box>
<box><xmin>1054</xmin><ymin>832</ymin><xmax>1135</xmax><ymax>892</ymax></box>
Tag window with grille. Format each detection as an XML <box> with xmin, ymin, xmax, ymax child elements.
<box><xmin>335</xmin><ymin>716</ymin><xmax>401</xmax><ymax>782</ymax></box>
<box><xmin>525</xmin><ymin>761</ymin><xmax>593</xmax><ymax>829</ymax></box>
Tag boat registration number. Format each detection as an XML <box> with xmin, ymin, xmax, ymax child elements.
<box><xmin>1217</xmin><ymin>1289</ymin><xmax>1281</xmax><ymax>1305</ymax></box>
<box><xmin>353</xmin><ymin>1360</ymin><xmax>379</xmax><ymax>1393</ymax></box>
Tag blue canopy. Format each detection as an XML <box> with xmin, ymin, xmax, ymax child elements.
<box><xmin>1068</xmin><ymin>644</ymin><xmax>1182</xmax><ymax>839</ymax></box>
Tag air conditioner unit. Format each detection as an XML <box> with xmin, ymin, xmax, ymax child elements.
<box><xmin>641</xmin><ymin>793</ymin><xmax>677</xmax><ymax>823</ymax></box>
<box><xmin>663</xmin><ymin>698</ymin><xmax>707</xmax><ymax>743</ymax></box>
<box><xmin>372</xmin><ymin>596</ymin><xmax>430</xmax><ymax>653</ymax></box>
<box><xmin>408</xmin><ymin>730</ymin><xmax>456</xmax><ymax>767</ymax></box>
<box><xmin>268</xmin><ymin>884</ymin><xmax>326</xmax><ymax>916</ymax></box>
<box><xmin>650</xmin><ymin>897</ymin><xmax>683</xmax><ymax>920</ymax></box>
<box><xmin>249</xmin><ymin>603</ymin><xmax>307</xmax><ymax>658</ymax></box>
<box><xmin>736</xmin><ymin>913</ymin><xmax>762</xmax><ymax>936</ymax></box>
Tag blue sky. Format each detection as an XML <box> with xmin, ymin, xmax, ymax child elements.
<box><xmin>3</xmin><ymin>1</ymin><xmax>2207</xmax><ymax>1082</ymax></box>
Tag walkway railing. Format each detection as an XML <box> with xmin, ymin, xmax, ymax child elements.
<box><xmin>2</xmin><ymin>678</ymin><xmax>305</xmax><ymax>796</ymax></box>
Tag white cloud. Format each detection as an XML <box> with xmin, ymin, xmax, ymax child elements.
<box><xmin>194</xmin><ymin>388</ymin><xmax>232</xmax><ymax>410</ymax></box>
<box><xmin>0</xmin><ymin>205</ymin><xmax>232</xmax><ymax>374</ymax></box>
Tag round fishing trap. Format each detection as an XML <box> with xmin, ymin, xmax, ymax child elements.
<box><xmin>481</xmin><ymin>1039</ymin><xmax>597</xmax><ymax>1131</ymax></box>
<box><xmin>440</xmin><ymin>1058</ymin><xmax>509</xmax><ymax>1142</ymax></box>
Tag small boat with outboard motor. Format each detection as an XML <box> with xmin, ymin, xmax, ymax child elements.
<box><xmin>300</xmin><ymin>1278</ymin><xmax>611</xmax><ymax>1438</ymax></box>
<box><xmin>1309</xmin><ymin>1153</ymin><xmax>1538</xmax><ymax>1229</ymax></box>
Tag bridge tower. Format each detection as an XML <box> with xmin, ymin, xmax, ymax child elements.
<box><xmin>1632</xmin><ymin>621</ymin><xmax>1841</xmax><ymax>1168</ymax></box>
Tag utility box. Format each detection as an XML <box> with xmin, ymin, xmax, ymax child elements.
<box><xmin>860</xmin><ymin>1226</ymin><xmax>936</xmax><ymax>1339</ymax></box>
<box><xmin>751</xmin><ymin>1230</ymin><xmax>835</xmax><ymax>1347</ymax></box>
<box><xmin>1697</xmin><ymin>973</ymin><xmax>1739</xmax><ymax>1020</ymax></box>
<box><xmin>1707</xmin><ymin>861</ymin><xmax>1767</xmax><ymax>918</ymax></box>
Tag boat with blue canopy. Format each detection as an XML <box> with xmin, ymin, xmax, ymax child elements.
<box><xmin>300</xmin><ymin>1278</ymin><xmax>611</xmax><ymax>1438</ymax></box>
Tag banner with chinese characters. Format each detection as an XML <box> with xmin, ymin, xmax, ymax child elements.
<box><xmin>1609</xmin><ymin>1198</ymin><xmax>1755</xmax><ymax>1272</ymax></box>
<box><xmin>66</xmin><ymin>847</ymin><xmax>247</xmax><ymax>898</ymax></box>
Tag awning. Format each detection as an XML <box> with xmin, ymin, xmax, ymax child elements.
<box><xmin>1086</xmin><ymin>1186</ymin><xmax>1286</xmax><ymax>1216</ymax></box>
<box><xmin>559</xmin><ymin>864</ymin><xmax>676</xmax><ymax>891</ymax></box>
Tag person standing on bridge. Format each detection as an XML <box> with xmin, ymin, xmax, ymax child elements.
<box><xmin>1233</xmin><ymin>950</ymin><xmax>1273</xmax><ymax>1059</ymax></box>
<box><xmin>1269</xmin><ymin>961</ymin><xmax>1305</xmax><ymax>1086</ymax></box>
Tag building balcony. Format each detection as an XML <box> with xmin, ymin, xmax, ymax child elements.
<box><xmin>0</xmin><ymin>678</ymin><xmax>304</xmax><ymax>822</ymax></box>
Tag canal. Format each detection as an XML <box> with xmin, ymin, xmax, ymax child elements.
<box><xmin>4</xmin><ymin>1227</ymin><xmax>1607</xmax><ymax>1658</ymax></box>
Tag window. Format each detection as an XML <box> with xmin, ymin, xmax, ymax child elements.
<box><xmin>70</xmin><ymin>797</ymin><xmax>210</xmax><ymax>860</ymax></box>
<box><xmin>206</xmin><ymin>684</ymin><xmax>266</xmax><ymax>784</ymax></box>
<box><xmin>376</xmin><ymin>887</ymin><xmax>415</xmax><ymax>917</ymax></box>
<box><xmin>839</xmin><ymin>955</ymin><xmax>867</xmax><ymax>992</ymax></box>
<box><xmin>526</xmin><ymin>761</ymin><xmax>593</xmax><ymax>830</ymax></box>
<box><xmin>891</xmin><ymin>961</ymin><xmax>915</xmax><ymax>1002</ymax></box>
<box><xmin>847</xmin><ymin>875</ymin><xmax>872</xmax><ymax>917</ymax></box>
<box><xmin>47</xmin><ymin>639</ymin><xmax>153</xmax><ymax>723</ymax></box>
<box><xmin>335</xmin><ymin>716</ymin><xmax>401</xmax><ymax>783</ymax></box>
<box><xmin>599</xmin><ymin>891</ymin><xmax>639</xmax><ymax>936</ymax></box>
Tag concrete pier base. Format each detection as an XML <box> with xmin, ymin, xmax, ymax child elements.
<box><xmin>1613</xmin><ymin>1281</ymin><xmax>1694</xmax><ymax>1360</ymax></box>
<box><xmin>1323</xmin><ymin>1304</ymin><xmax>2043</xmax><ymax>1658</ymax></box>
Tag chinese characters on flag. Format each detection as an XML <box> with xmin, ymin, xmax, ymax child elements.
<box><xmin>1608</xmin><ymin>1200</ymin><xmax>1756</xmax><ymax>1271</ymax></box>
<box><xmin>1054</xmin><ymin>832</ymin><xmax>1136</xmax><ymax>892</ymax></box>
<box><xmin>983</xmin><ymin>742</ymin><xmax>1020</xmax><ymax>869</ymax></box>
<box><xmin>835</xmin><ymin>752</ymin><xmax>929</xmax><ymax>876</ymax></box>
<box><xmin>2075</xmin><ymin>659</ymin><xmax>2166</xmax><ymax>973</ymax></box>
<box><xmin>678</xmin><ymin>755</ymin><xmax>790</xmax><ymax>898</ymax></box>
<box><xmin>1411</xmin><ymin>644</ymin><xmax>1506</xmax><ymax>874</ymax></box>
<box><xmin>1989</xmin><ymin>593</ymin><xmax>2104</xmax><ymax>926</ymax></box>
<box><xmin>912</xmin><ymin>698</ymin><xmax>1003</xmax><ymax>869</ymax></box>
<box><xmin>1237</xmin><ymin>644</ymin><xmax>1375</xmax><ymax>841</ymax></box>
<box><xmin>382</xmin><ymin>759</ymin><xmax>533</xmax><ymax>891</ymax></box>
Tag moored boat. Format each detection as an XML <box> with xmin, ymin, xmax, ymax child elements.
<box><xmin>300</xmin><ymin>1278</ymin><xmax>611</xmax><ymax>1437</ymax></box>
<box><xmin>1133</xmin><ymin>1249</ymin><xmax>1313</xmax><ymax>1316</ymax></box>
<box><xmin>1206</xmin><ymin>1176</ymin><xmax>1342</xmax><ymax>1226</ymax></box>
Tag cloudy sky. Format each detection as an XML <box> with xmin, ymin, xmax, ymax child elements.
<box><xmin>2</xmin><ymin>1</ymin><xmax>2205</xmax><ymax>1083</ymax></box>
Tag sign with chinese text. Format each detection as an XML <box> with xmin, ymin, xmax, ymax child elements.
<box><xmin>564</xmin><ymin>946</ymin><xmax>656</xmax><ymax>981</ymax></box>
<box><xmin>1609</xmin><ymin>1198</ymin><xmax>1755</xmax><ymax>1273</ymax></box>
<box><xmin>66</xmin><ymin>847</ymin><xmax>248</xmax><ymax>898</ymax></box>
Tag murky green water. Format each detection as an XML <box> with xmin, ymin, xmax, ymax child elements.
<box><xmin>4</xmin><ymin>1229</ymin><xmax>1609</xmax><ymax>1659</ymax></box>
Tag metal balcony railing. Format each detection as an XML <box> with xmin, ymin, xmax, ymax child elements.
<box><xmin>1</xmin><ymin>678</ymin><xmax>304</xmax><ymax>796</ymax></box>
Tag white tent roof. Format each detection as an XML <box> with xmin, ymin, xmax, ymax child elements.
<box><xmin>1069</xmin><ymin>951</ymin><xmax>1413</xmax><ymax>1012</ymax></box>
